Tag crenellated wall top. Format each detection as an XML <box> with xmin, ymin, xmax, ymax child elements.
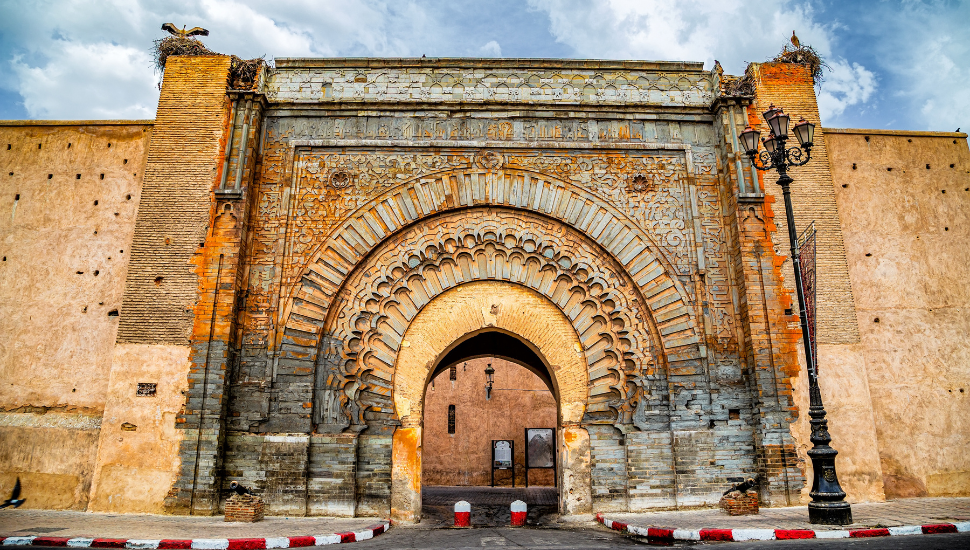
<box><xmin>265</xmin><ymin>57</ymin><xmax>715</xmax><ymax>107</ymax></box>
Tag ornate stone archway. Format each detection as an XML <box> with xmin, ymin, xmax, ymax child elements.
<box><xmin>389</xmin><ymin>280</ymin><xmax>591</xmax><ymax>522</ymax></box>
<box><xmin>276</xmin><ymin>159</ymin><xmax>705</xmax><ymax>381</ymax></box>
<box><xmin>312</xmin><ymin>207</ymin><xmax>671</xmax><ymax>434</ymax></box>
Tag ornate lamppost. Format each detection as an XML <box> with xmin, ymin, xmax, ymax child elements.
<box><xmin>739</xmin><ymin>107</ymin><xmax>852</xmax><ymax>525</ymax></box>
<box><xmin>484</xmin><ymin>363</ymin><xmax>495</xmax><ymax>400</ymax></box>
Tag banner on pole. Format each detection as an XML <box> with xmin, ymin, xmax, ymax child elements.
<box><xmin>797</xmin><ymin>222</ymin><xmax>817</xmax><ymax>374</ymax></box>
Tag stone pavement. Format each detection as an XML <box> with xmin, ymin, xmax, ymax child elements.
<box><xmin>601</xmin><ymin>497</ymin><xmax>970</xmax><ymax>531</ymax></box>
<box><xmin>0</xmin><ymin>510</ymin><xmax>382</xmax><ymax>540</ymax></box>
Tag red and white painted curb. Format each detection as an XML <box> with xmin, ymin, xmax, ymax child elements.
<box><xmin>597</xmin><ymin>514</ymin><xmax>970</xmax><ymax>543</ymax></box>
<box><xmin>0</xmin><ymin>522</ymin><xmax>390</xmax><ymax>548</ymax></box>
<box><xmin>510</xmin><ymin>501</ymin><xmax>527</xmax><ymax>527</ymax></box>
<box><xmin>454</xmin><ymin>501</ymin><xmax>471</xmax><ymax>528</ymax></box>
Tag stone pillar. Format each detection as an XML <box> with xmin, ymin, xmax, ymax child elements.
<box><xmin>560</xmin><ymin>426</ymin><xmax>592</xmax><ymax>515</ymax></box>
<box><xmin>390</xmin><ymin>427</ymin><xmax>421</xmax><ymax>523</ymax></box>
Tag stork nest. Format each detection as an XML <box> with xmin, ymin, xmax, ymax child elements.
<box><xmin>771</xmin><ymin>44</ymin><xmax>829</xmax><ymax>86</ymax></box>
<box><xmin>152</xmin><ymin>36</ymin><xmax>264</xmax><ymax>91</ymax></box>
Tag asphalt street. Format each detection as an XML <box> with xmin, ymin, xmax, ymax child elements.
<box><xmin>18</xmin><ymin>526</ymin><xmax>970</xmax><ymax>550</ymax></box>
<box><xmin>358</xmin><ymin>526</ymin><xmax>970</xmax><ymax>549</ymax></box>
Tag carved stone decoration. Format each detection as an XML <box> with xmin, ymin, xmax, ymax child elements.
<box><xmin>476</xmin><ymin>150</ymin><xmax>504</xmax><ymax>170</ymax></box>
<box><xmin>328</xmin><ymin>170</ymin><xmax>353</xmax><ymax>189</ymax></box>
<box><xmin>627</xmin><ymin>172</ymin><xmax>656</xmax><ymax>194</ymax></box>
<box><xmin>313</xmin><ymin>208</ymin><xmax>671</xmax><ymax>431</ymax></box>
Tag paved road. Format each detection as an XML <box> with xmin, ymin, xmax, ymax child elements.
<box><xmin>24</xmin><ymin>529</ymin><xmax>970</xmax><ymax>549</ymax></box>
<box><xmin>354</xmin><ymin>525</ymin><xmax>640</xmax><ymax>549</ymax></box>
<box><xmin>352</xmin><ymin>526</ymin><xmax>970</xmax><ymax>549</ymax></box>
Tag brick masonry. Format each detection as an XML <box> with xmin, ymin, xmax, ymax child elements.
<box><xmin>224</xmin><ymin>493</ymin><xmax>265</xmax><ymax>522</ymax></box>
<box><xmin>719</xmin><ymin>491</ymin><xmax>760</xmax><ymax>516</ymax></box>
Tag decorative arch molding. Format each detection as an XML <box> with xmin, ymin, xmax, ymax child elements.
<box><xmin>278</xmin><ymin>164</ymin><xmax>704</xmax><ymax>382</ymax></box>
<box><xmin>305</xmin><ymin>207</ymin><xmax>696</xmax><ymax>435</ymax></box>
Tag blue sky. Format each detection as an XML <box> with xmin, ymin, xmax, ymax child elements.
<box><xmin>0</xmin><ymin>0</ymin><xmax>967</xmax><ymax>132</ymax></box>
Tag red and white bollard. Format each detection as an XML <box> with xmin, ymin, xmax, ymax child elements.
<box><xmin>454</xmin><ymin>500</ymin><xmax>471</xmax><ymax>527</ymax></box>
<box><xmin>511</xmin><ymin>500</ymin><xmax>527</xmax><ymax>527</ymax></box>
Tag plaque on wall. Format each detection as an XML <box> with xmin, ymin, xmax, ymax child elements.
<box><xmin>493</xmin><ymin>440</ymin><xmax>513</xmax><ymax>468</ymax></box>
<box><xmin>526</xmin><ymin>428</ymin><xmax>555</xmax><ymax>468</ymax></box>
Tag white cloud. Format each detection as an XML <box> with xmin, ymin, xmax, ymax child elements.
<box><xmin>526</xmin><ymin>0</ymin><xmax>834</xmax><ymax>75</ymax></box>
<box><xmin>817</xmin><ymin>59</ymin><xmax>877</xmax><ymax>122</ymax></box>
<box><xmin>12</xmin><ymin>41</ymin><xmax>157</xmax><ymax>119</ymax></box>
<box><xmin>480</xmin><ymin>40</ymin><xmax>502</xmax><ymax>57</ymax></box>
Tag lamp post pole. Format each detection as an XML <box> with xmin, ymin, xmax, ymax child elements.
<box><xmin>740</xmin><ymin>107</ymin><xmax>852</xmax><ymax>525</ymax></box>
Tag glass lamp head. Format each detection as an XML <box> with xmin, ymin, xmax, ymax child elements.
<box><xmin>739</xmin><ymin>126</ymin><xmax>761</xmax><ymax>155</ymax></box>
<box><xmin>762</xmin><ymin>133</ymin><xmax>779</xmax><ymax>154</ymax></box>
<box><xmin>793</xmin><ymin>117</ymin><xmax>816</xmax><ymax>148</ymax></box>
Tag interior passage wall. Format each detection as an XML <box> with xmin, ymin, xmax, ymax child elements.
<box><xmin>826</xmin><ymin>128</ymin><xmax>970</xmax><ymax>498</ymax></box>
<box><xmin>423</xmin><ymin>358</ymin><xmax>557</xmax><ymax>487</ymax></box>
<box><xmin>0</xmin><ymin>120</ymin><xmax>151</xmax><ymax>509</ymax></box>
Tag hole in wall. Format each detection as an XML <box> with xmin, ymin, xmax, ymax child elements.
<box><xmin>94</xmin><ymin>200</ymin><xmax>98</xmax><ymax>206</ymax></box>
<box><xmin>874</xmin><ymin>317</ymin><xmax>880</xmax><ymax>323</ymax></box>
<box><xmin>123</xmin><ymin>159</ymin><xmax>128</xmax><ymax>164</ymax></box>
<box><xmin>945</xmin><ymin>227</ymin><xmax>949</xmax><ymax>231</ymax></box>
<box><xmin>908</xmin><ymin>139</ymin><xmax>912</xmax><ymax>143</ymax></box>
<box><xmin>82</xmin><ymin>306</ymin><xmax>87</xmax><ymax>313</ymax></box>
<box><xmin>76</xmin><ymin>271</ymin><xmax>84</xmax><ymax>275</ymax></box>
<box><xmin>865</xmin><ymin>253</ymin><xmax>872</xmax><ymax>257</ymax></box>
<box><xmin>927</xmin><ymin>164</ymin><xmax>931</xmax><ymax>169</ymax></box>
<box><xmin>842</xmin><ymin>184</ymin><xmax>848</xmax><ymax>188</ymax></box>
<box><xmin>108</xmin><ymin>309</ymin><xmax>119</xmax><ymax>317</ymax></box>
<box><xmin>67</xmin><ymin>143</ymin><xmax>72</xmax><ymax>149</ymax></box>
<box><xmin>164</xmin><ymin>237</ymin><xmax>170</xmax><ymax>245</ymax></box>
<box><xmin>93</xmin><ymin>230</ymin><xmax>97</xmax><ymax>235</ymax></box>
<box><xmin>942</xmin><ymin>190</ymin><xmax>947</xmax><ymax>194</ymax></box>
<box><xmin>852</xmin><ymin>163</ymin><xmax>857</xmax><ymax>170</ymax></box>
<box><xmin>14</xmin><ymin>194</ymin><xmax>19</xmax><ymax>200</ymax></box>
<box><xmin>72</xmin><ymin>388</ymin><xmax>76</xmax><ymax>392</ymax></box>
<box><xmin>784</xmin><ymin>308</ymin><xmax>793</xmax><ymax>316</ymax></box>
<box><xmin>136</xmin><ymin>383</ymin><xmax>157</xmax><ymax>397</ymax></box>
<box><xmin>107</xmin><ymin>143</ymin><xmax>111</xmax><ymax>148</ymax></box>
<box><xmin>93</xmin><ymin>270</ymin><xmax>99</xmax><ymax>276</ymax></box>
<box><xmin>76</xmin><ymin>174</ymin><xmax>81</xmax><ymax>179</ymax></box>
<box><xmin>729</xmin><ymin>409</ymin><xmax>741</xmax><ymax>420</ymax></box>
<box><xmin>38</xmin><ymin>144</ymin><xmax>41</xmax><ymax>149</ymax></box>
<box><xmin>126</xmin><ymin>194</ymin><xmax>131</xmax><ymax>200</ymax></box>
<box><xmin>47</xmin><ymin>174</ymin><xmax>52</xmax><ymax>179</ymax></box>
<box><xmin>864</xmin><ymin>136</ymin><xmax>870</xmax><ymax>142</ymax></box>
<box><xmin>887</xmin><ymin>167</ymin><xmax>893</xmax><ymax>172</ymax></box>
<box><xmin>99</xmin><ymin>174</ymin><xmax>104</xmax><ymax>180</ymax></box>
<box><xmin>154</xmin><ymin>276</ymin><xmax>163</xmax><ymax>285</ymax></box>
<box><xmin>7</xmin><ymin>172</ymin><xmax>12</xmax><ymax>176</ymax></box>
<box><xmin>708</xmin><ymin>419</ymin><xmax>715</xmax><ymax>429</ymax></box>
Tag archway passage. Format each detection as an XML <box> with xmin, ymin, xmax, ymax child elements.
<box><xmin>424</xmin><ymin>344</ymin><xmax>557</xmax><ymax>488</ymax></box>
<box><xmin>421</xmin><ymin>348</ymin><xmax>560</xmax><ymax>526</ymax></box>
<box><xmin>390</xmin><ymin>280</ymin><xmax>593</xmax><ymax>522</ymax></box>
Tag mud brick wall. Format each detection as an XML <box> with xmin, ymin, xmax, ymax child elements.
<box><xmin>747</xmin><ymin>62</ymin><xmax>858</xmax><ymax>346</ymax></box>
<box><xmin>118</xmin><ymin>56</ymin><xmax>231</xmax><ymax>345</ymax></box>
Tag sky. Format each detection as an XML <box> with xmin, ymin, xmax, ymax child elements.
<box><xmin>0</xmin><ymin>0</ymin><xmax>967</xmax><ymax>132</ymax></box>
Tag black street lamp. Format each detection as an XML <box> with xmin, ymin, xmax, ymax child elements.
<box><xmin>484</xmin><ymin>363</ymin><xmax>495</xmax><ymax>400</ymax></box>
<box><xmin>739</xmin><ymin>106</ymin><xmax>853</xmax><ymax>525</ymax></box>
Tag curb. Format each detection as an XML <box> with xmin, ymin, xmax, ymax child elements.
<box><xmin>0</xmin><ymin>522</ymin><xmax>390</xmax><ymax>548</ymax></box>
<box><xmin>596</xmin><ymin>514</ymin><xmax>970</xmax><ymax>543</ymax></box>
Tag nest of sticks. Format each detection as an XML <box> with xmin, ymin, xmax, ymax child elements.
<box><xmin>153</xmin><ymin>36</ymin><xmax>264</xmax><ymax>90</ymax></box>
<box><xmin>771</xmin><ymin>44</ymin><xmax>829</xmax><ymax>86</ymax></box>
